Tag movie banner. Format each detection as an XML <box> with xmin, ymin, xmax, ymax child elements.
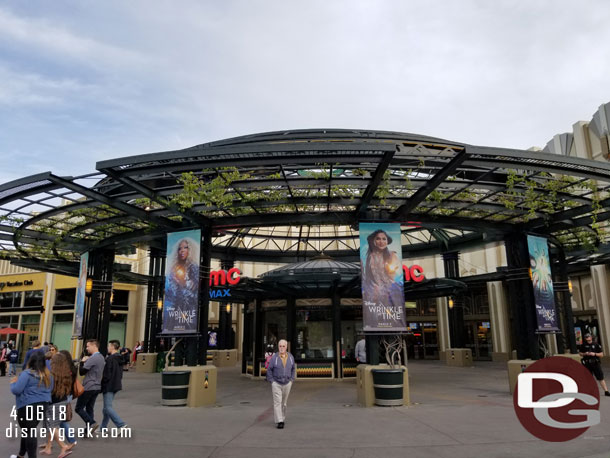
<box><xmin>72</xmin><ymin>251</ymin><xmax>88</xmax><ymax>338</ymax></box>
<box><xmin>163</xmin><ymin>230</ymin><xmax>201</xmax><ymax>334</ymax></box>
<box><xmin>359</xmin><ymin>222</ymin><xmax>406</xmax><ymax>332</ymax></box>
<box><xmin>527</xmin><ymin>235</ymin><xmax>560</xmax><ymax>332</ymax></box>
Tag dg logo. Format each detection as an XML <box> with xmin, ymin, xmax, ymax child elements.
<box><xmin>513</xmin><ymin>356</ymin><xmax>601</xmax><ymax>442</ymax></box>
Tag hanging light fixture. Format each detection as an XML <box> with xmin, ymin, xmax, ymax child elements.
<box><xmin>157</xmin><ymin>299</ymin><xmax>163</xmax><ymax>311</ymax></box>
<box><xmin>448</xmin><ymin>298</ymin><xmax>454</xmax><ymax>309</ymax></box>
<box><xmin>85</xmin><ymin>278</ymin><xmax>93</xmax><ymax>295</ymax></box>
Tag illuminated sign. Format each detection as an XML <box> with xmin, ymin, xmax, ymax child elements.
<box><xmin>209</xmin><ymin>268</ymin><xmax>241</xmax><ymax>286</ymax></box>
<box><xmin>402</xmin><ymin>265</ymin><xmax>424</xmax><ymax>282</ymax></box>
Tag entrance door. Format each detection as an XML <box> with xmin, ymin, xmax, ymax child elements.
<box><xmin>464</xmin><ymin>321</ymin><xmax>492</xmax><ymax>360</ymax></box>
<box><xmin>406</xmin><ymin>322</ymin><xmax>439</xmax><ymax>360</ymax></box>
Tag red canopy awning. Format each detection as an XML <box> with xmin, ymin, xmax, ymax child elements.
<box><xmin>0</xmin><ymin>327</ymin><xmax>26</xmax><ymax>335</ymax></box>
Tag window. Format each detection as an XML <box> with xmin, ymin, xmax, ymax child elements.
<box><xmin>0</xmin><ymin>292</ymin><xmax>21</xmax><ymax>308</ymax></box>
<box><xmin>263</xmin><ymin>310</ymin><xmax>287</xmax><ymax>353</ymax></box>
<box><xmin>111</xmin><ymin>290</ymin><xmax>129</xmax><ymax>306</ymax></box>
<box><xmin>55</xmin><ymin>288</ymin><xmax>76</xmax><ymax>306</ymax></box>
<box><xmin>405</xmin><ymin>298</ymin><xmax>437</xmax><ymax>316</ymax></box>
<box><xmin>0</xmin><ymin>315</ymin><xmax>19</xmax><ymax>327</ymax></box>
<box><xmin>295</xmin><ymin>309</ymin><xmax>332</xmax><ymax>360</ymax></box>
<box><xmin>24</xmin><ymin>290</ymin><xmax>43</xmax><ymax>307</ymax></box>
<box><xmin>340</xmin><ymin>307</ymin><xmax>363</xmax><ymax>360</ymax></box>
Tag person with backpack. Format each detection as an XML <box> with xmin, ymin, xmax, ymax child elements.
<box><xmin>8</xmin><ymin>344</ymin><xmax>19</xmax><ymax>376</ymax></box>
<box><xmin>265</xmin><ymin>339</ymin><xmax>296</xmax><ymax>429</ymax></box>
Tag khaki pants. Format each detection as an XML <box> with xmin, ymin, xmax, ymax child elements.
<box><xmin>271</xmin><ymin>381</ymin><xmax>292</xmax><ymax>423</ymax></box>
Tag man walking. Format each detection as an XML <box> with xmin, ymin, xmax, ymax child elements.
<box><xmin>76</xmin><ymin>339</ymin><xmax>106</xmax><ymax>433</ymax></box>
<box><xmin>266</xmin><ymin>339</ymin><xmax>296</xmax><ymax>429</ymax></box>
<box><xmin>101</xmin><ymin>340</ymin><xmax>127</xmax><ymax>431</ymax></box>
<box><xmin>579</xmin><ymin>333</ymin><xmax>610</xmax><ymax>396</ymax></box>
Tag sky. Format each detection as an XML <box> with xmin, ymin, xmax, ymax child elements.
<box><xmin>1</xmin><ymin>0</ymin><xmax>610</xmax><ymax>184</ymax></box>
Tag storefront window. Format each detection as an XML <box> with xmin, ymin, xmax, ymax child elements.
<box><xmin>51</xmin><ymin>313</ymin><xmax>74</xmax><ymax>352</ymax></box>
<box><xmin>24</xmin><ymin>290</ymin><xmax>43</xmax><ymax>307</ymax></box>
<box><xmin>0</xmin><ymin>292</ymin><xmax>22</xmax><ymax>308</ymax></box>
<box><xmin>111</xmin><ymin>290</ymin><xmax>129</xmax><ymax>306</ymax></box>
<box><xmin>55</xmin><ymin>288</ymin><xmax>76</xmax><ymax>306</ymax></box>
<box><xmin>340</xmin><ymin>307</ymin><xmax>362</xmax><ymax>360</ymax></box>
<box><xmin>405</xmin><ymin>298</ymin><xmax>437</xmax><ymax>316</ymax></box>
<box><xmin>295</xmin><ymin>308</ymin><xmax>332</xmax><ymax>360</ymax></box>
<box><xmin>263</xmin><ymin>309</ymin><xmax>286</xmax><ymax>352</ymax></box>
<box><xmin>20</xmin><ymin>315</ymin><xmax>41</xmax><ymax>362</ymax></box>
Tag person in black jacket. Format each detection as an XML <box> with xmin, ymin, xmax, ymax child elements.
<box><xmin>100</xmin><ymin>340</ymin><xmax>127</xmax><ymax>431</ymax></box>
<box><xmin>579</xmin><ymin>333</ymin><xmax>610</xmax><ymax>396</ymax></box>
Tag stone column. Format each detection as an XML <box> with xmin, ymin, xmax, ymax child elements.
<box><xmin>437</xmin><ymin>297</ymin><xmax>451</xmax><ymax>361</ymax></box>
<box><xmin>591</xmin><ymin>264</ymin><xmax>610</xmax><ymax>364</ymax></box>
<box><xmin>487</xmin><ymin>281</ymin><xmax>511</xmax><ymax>361</ymax></box>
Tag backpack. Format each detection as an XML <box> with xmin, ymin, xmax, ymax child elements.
<box><xmin>9</xmin><ymin>349</ymin><xmax>18</xmax><ymax>364</ymax></box>
<box><xmin>264</xmin><ymin>353</ymin><xmax>273</xmax><ymax>369</ymax></box>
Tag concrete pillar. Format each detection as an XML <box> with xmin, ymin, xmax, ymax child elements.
<box><xmin>437</xmin><ymin>297</ymin><xmax>451</xmax><ymax>360</ymax></box>
<box><xmin>590</xmin><ymin>264</ymin><xmax>610</xmax><ymax>364</ymax></box>
<box><xmin>545</xmin><ymin>333</ymin><xmax>558</xmax><ymax>356</ymax></box>
<box><xmin>40</xmin><ymin>272</ymin><xmax>54</xmax><ymax>344</ymax></box>
<box><xmin>487</xmin><ymin>281</ymin><xmax>511</xmax><ymax>362</ymax></box>
<box><xmin>443</xmin><ymin>251</ymin><xmax>464</xmax><ymax>348</ymax></box>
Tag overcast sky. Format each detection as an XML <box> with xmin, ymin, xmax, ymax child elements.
<box><xmin>1</xmin><ymin>1</ymin><xmax>609</xmax><ymax>184</ymax></box>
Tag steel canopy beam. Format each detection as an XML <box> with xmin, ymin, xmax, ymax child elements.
<box><xmin>98</xmin><ymin>169</ymin><xmax>211</xmax><ymax>227</ymax></box>
<box><xmin>48</xmin><ymin>174</ymin><xmax>180</xmax><ymax>230</ymax></box>
<box><xmin>355</xmin><ymin>150</ymin><xmax>395</xmax><ymax>217</ymax></box>
<box><xmin>393</xmin><ymin>149</ymin><xmax>469</xmax><ymax>219</ymax></box>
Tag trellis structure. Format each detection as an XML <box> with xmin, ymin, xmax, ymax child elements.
<box><xmin>1</xmin><ymin>128</ymin><xmax>609</xmax><ymax>274</ymax></box>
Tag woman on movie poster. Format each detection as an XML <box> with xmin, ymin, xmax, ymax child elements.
<box><xmin>362</xmin><ymin>229</ymin><xmax>404</xmax><ymax>310</ymax></box>
<box><xmin>164</xmin><ymin>237</ymin><xmax>199</xmax><ymax>332</ymax></box>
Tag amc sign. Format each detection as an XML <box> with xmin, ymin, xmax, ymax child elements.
<box><xmin>209</xmin><ymin>268</ymin><xmax>241</xmax><ymax>298</ymax></box>
<box><xmin>403</xmin><ymin>265</ymin><xmax>424</xmax><ymax>282</ymax></box>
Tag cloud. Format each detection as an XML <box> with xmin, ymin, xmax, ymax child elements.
<box><xmin>1</xmin><ymin>0</ymin><xmax>610</xmax><ymax>186</ymax></box>
<box><xmin>0</xmin><ymin>6</ymin><xmax>150</xmax><ymax>70</ymax></box>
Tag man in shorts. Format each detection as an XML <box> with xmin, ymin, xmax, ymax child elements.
<box><xmin>579</xmin><ymin>333</ymin><xmax>610</xmax><ymax>396</ymax></box>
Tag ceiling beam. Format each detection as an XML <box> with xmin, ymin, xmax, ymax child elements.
<box><xmin>393</xmin><ymin>149</ymin><xmax>468</xmax><ymax>220</ymax></box>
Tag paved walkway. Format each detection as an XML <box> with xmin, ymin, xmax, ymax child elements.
<box><xmin>2</xmin><ymin>360</ymin><xmax>610</xmax><ymax>458</ymax></box>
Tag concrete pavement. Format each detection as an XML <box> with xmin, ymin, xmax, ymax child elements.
<box><xmin>2</xmin><ymin>360</ymin><xmax>609</xmax><ymax>458</ymax></box>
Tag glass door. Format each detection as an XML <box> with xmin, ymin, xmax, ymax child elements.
<box><xmin>464</xmin><ymin>321</ymin><xmax>492</xmax><ymax>360</ymax></box>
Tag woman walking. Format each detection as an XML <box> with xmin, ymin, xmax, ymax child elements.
<box><xmin>10</xmin><ymin>351</ymin><xmax>53</xmax><ymax>458</ymax></box>
<box><xmin>58</xmin><ymin>350</ymin><xmax>78</xmax><ymax>449</ymax></box>
<box><xmin>39</xmin><ymin>353</ymin><xmax>74</xmax><ymax>458</ymax></box>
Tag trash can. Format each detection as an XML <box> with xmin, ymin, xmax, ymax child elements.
<box><xmin>161</xmin><ymin>370</ymin><xmax>191</xmax><ymax>406</ymax></box>
<box><xmin>371</xmin><ymin>368</ymin><xmax>405</xmax><ymax>406</ymax></box>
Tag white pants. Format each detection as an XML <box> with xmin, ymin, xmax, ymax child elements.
<box><xmin>271</xmin><ymin>381</ymin><xmax>292</xmax><ymax>424</ymax></box>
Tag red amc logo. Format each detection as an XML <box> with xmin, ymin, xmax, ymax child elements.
<box><xmin>402</xmin><ymin>265</ymin><xmax>424</xmax><ymax>283</ymax></box>
<box><xmin>209</xmin><ymin>268</ymin><xmax>241</xmax><ymax>286</ymax></box>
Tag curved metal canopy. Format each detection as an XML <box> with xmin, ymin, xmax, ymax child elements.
<box><xmin>1</xmin><ymin>128</ymin><xmax>610</xmax><ymax>275</ymax></box>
